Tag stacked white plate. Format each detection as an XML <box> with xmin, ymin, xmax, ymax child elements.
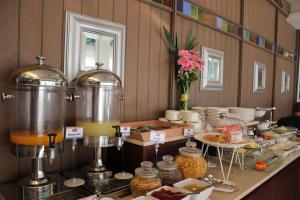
<box><xmin>206</xmin><ymin>107</ymin><xmax>229</xmax><ymax>126</ymax></box>
<box><xmin>228</xmin><ymin>107</ymin><xmax>255</xmax><ymax>123</ymax></box>
<box><xmin>191</xmin><ymin>107</ymin><xmax>206</xmax><ymax>120</ymax></box>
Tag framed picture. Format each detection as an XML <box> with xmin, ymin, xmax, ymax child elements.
<box><xmin>253</xmin><ymin>61</ymin><xmax>266</xmax><ymax>92</ymax></box>
<box><xmin>201</xmin><ymin>46</ymin><xmax>224</xmax><ymax>90</ymax></box>
<box><xmin>281</xmin><ymin>70</ymin><xmax>290</xmax><ymax>94</ymax></box>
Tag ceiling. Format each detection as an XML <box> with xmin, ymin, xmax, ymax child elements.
<box><xmin>287</xmin><ymin>0</ymin><xmax>300</xmax><ymax>29</ymax></box>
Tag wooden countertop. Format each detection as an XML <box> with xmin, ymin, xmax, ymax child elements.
<box><xmin>121</xmin><ymin>148</ymin><xmax>300</xmax><ymax>200</ymax></box>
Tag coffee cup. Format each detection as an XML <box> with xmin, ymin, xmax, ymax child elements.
<box><xmin>165</xmin><ymin>110</ymin><xmax>181</xmax><ymax>121</ymax></box>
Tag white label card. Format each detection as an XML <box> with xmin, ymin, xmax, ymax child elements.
<box><xmin>65</xmin><ymin>127</ymin><xmax>84</xmax><ymax>139</ymax></box>
<box><xmin>120</xmin><ymin>126</ymin><xmax>131</xmax><ymax>137</ymax></box>
<box><xmin>184</xmin><ymin>128</ymin><xmax>194</xmax><ymax>137</ymax></box>
<box><xmin>149</xmin><ymin>131</ymin><xmax>166</xmax><ymax>144</ymax></box>
<box><xmin>79</xmin><ymin>195</ymin><xmax>97</xmax><ymax>200</ymax></box>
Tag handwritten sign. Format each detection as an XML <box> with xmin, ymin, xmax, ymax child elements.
<box><xmin>120</xmin><ymin>126</ymin><xmax>131</xmax><ymax>137</ymax></box>
<box><xmin>149</xmin><ymin>131</ymin><xmax>166</xmax><ymax>144</ymax></box>
<box><xmin>184</xmin><ymin>128</ymin><xmax>194</xmax><ymax>137</ymax></box>
<box><xmin>65</xmin><ymin>127</ymin><xmax>83</xmax><ymax>139</ymax></box>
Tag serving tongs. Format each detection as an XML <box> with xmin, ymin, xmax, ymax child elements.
<box><xmin>131</xmin><ymin>125</ymin><xmax>173</xmax><ymax>133</ymax></box>
<box><xmin>203</xmin><ymin>175</ymin><xmax>237</xmax><ymax>191</ymax></box>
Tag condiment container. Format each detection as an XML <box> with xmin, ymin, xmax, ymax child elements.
<box><xmin>176</xmin><ymin>142</ymin><xmax>207</xmax><ymax>178</ymax></box>
<box><xmin>130</xmin><ymin>161</ymin><xmax>161</xmax><ymax>197</ymax></box>
<box><xmin>157</xmin><ymin>155</ymin><xmax>182</xmax><ymax>186</ymax></box>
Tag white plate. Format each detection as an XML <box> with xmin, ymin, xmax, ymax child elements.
<box><xmin>174</xmin><ymin>178</ymin><xmax>214</xmax><ymax>200</ymax></box>
<box><xmin>146</xmin><ymin>186</ymin><xmax>190</xmax><ymax>200</ymax></box>
<box><xmin>194</xmin><ymin>133</ymin><xmax>250</xmax><ymax>148</ymax></box>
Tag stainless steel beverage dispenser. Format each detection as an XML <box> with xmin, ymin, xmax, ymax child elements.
<box><xmin>74</xmin><ymin>63</ymin><xmax>123</xmax><ymax>183</ymax></box>
<box><xmin>2</xmin><ymin>56</ymin><xmax>68</xmax><ymax>199</ymax></box>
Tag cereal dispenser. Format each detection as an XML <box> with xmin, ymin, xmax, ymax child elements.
<box><xmin>74</xmin><ymin>62</ymin><xmax>123</xmax><ymax>183</ymax></box>
<box><xmin>1</xmin><ymin>56</ymin><xmax>68</xmax><ymax>199</ymax></box>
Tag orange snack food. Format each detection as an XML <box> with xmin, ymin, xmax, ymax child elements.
<box><xmin>203</xmin><ymin>133</ymin><xmax>231</xmax><ymax>143</ymax></box>
<box><xmin>10</xmin><ymin>130</ymin><xmax>64</xmax><ymax>146</ymax></box>
<box><xmin>176</xmin><ymin>155</ymin><xmax>207</xmax><ymax>179</ymax></box>
<box><xmin>256</xmin><ymin>161</ymin><xmax>267</xmax><ymax>170</ymax></box>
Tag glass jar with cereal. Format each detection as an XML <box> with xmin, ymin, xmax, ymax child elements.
<box><xmin>130</xmin><ymin>161</ymin><xmax>161</xmax><ymax>197</ymax></box>
<box><xmin>176</xmin><ymin>142</ymin><xmax>207</xmax><ymax>179</ymax></box>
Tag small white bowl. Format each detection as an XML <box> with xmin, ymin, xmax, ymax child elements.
<box><xmin>255</xmin><ymin>110</ymin><xmax>266</xmax><ymax>117</ymax></box>
<box><xmin>146</xmin><ymin>186</ymin><xmax>190</xmax><ymax>200</ymax></box>
<box><xmin>174</xmin><ymin>178</ymin><xmax>214</xmax><ymax>200</ymax></box>
<box><xmin>132</xmin><ymin>196</ymin><xmax>155</xmax><ymax>200</ymax></box>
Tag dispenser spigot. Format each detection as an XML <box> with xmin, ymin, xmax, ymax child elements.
<box><xmin>47</xmin><ymin>133</ymin><xmax>57</xmax><ymax>164</ymax></box>
<box><xmin>113</xmin><ymin>126</ymin><xmax>123</xmax><ymax>151</ymax></box>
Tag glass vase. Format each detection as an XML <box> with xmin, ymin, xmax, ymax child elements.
<box><xmin>179</xmin><ymin>81</ymin><xmax>191</xmax><ymax>110</ymax></box>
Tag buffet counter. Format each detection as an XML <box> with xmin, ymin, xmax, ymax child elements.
<box><xmin>121</xmin><ymin>149</ymin><xmax>300</xmax><ymax>200</ymax></box>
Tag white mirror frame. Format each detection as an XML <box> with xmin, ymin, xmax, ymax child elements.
<box><xmin>64</xmin><ymin>11</ymin><xmax>126</xmax><ymax>83</ymax></box>
<box><xmin>253</xmin><ymin>61</ymin><xmax>266</xmax><ymax>93</ymax></box>
<box><xmin>200</xmin><ymin>46</ymin><xmax>224</xmax><ymax>91</ymax></box>
<box><xmin>281</xmin><ymin>70</ymin><xmax>290</xmax><ymax>95</ymax></box>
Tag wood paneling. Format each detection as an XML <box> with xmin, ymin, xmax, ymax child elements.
<box><xmin>240</xmin><ymin>43</ymin><xmax>274</xmax><ymax>107</ymax></box>
<box><xmin>274</xmin><ymin>57</ymin><xmax>295</xmax><ymax>120</ymax></box>
<box><xmin>244</xmin><ymin>0</ymin><xmax>276</xmax><ymax>42</ymax></box>
<box><xmin>277</xmin><ymin>12</ymin><xmax>296</xmax><ymax>53</ymax></box>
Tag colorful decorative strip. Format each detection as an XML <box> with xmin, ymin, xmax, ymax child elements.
<box><xmin>243</xmin><ymin>30</ymin><xmax>297</xmax><ymax>61</ymax></box>
<box><xmin>149</xmin><ymin>0</ymin><xmax>296</xmax><ymax>62</ymax></box>
<box><xmin>177</xmin><ymin>0</ymin><xmax>242</xmax><ymax>38</ymax></box>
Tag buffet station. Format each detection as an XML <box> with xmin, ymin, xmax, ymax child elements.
<box><xmin>0</xmin><ymin>56</ymin><xmax>300</xmax><ymax>200</ymax></box>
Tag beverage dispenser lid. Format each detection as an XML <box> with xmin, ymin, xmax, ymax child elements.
<box><xmin>9</xmin><ymin>56</ymin><xmax>67</xmax><ymax>87</ymax></box>
<box><xmin>75</xmin><ymin>62</ymin><xmax>122</xmax><ymax>88</ymax></box>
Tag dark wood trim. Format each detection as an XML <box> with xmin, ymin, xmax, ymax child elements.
<box><xmin>238</xmin><ymin>0</ymin><xmax>245</xmax><ymax>106</ymax></box>
<box><xmin>272</xmin><ymin>8</ymin><xmax>279</xmax><ymax>108</ymax></box>
<box><xmin>140</xmin><ymin>0</ymin><xmax>173</xmax><ymax>13</ymax></box>
<box><xmin>293</xmin><ymin>30</ymin><xmax>300</xmax><ymax>104</ymax></box>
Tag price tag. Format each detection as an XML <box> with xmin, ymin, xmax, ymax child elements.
<box><xmin>120</xmin><ymin>126</ymin><xmax>131</xmax><ymax>137</ymax></box>
<box><xmin>149</xmin><ymin>130</ymin><xmax>166</xmax><ymax>144</ymax></box>
<box><xmin>79</xmin><ymin>195</ymin><xmax>97</xmax><ymax>200</ymax></box>
<box><xmin>184</xmin><ymin>128</ymin><xmax>194</xmax><ymax>137</ymax></box>
<box><xmin>65</xmin><ymin>127</ymin><xmax>83</xmax><ymax>139</ymax></box>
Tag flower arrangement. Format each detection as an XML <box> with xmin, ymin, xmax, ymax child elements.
<box><xmin>164</xmin><ymin>27</ymin><xmax>204</xmax><ymax>110</ymax></box>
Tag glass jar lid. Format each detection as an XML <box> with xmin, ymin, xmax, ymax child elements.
<box><xmin>9</xmin><ymin>56</ymin><xmax>67</xmax><ymax>87</ymax></box>
<box><xmin>157</xmin><ymin>155</ymin><xmax>178</xmax><ymax>171</ymax></box>
<box><xmin>179</xmin><ymin>142</ymin><xmax>202</xmax><ymax>157</ymax></box>
<box><xmin>75</xmin><ymin>62</ymin><xmax>122</xmax><ymax>88</ymax></box>
<box><xmin>135</xmin><ymin>161</ymin><xmax>158</xmax><ymax>179</ymax></box>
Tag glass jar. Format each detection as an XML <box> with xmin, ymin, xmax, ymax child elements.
<box><xmin>157</xmin><ymin>155</ymin><xmax>182</xmax><ymax>186</ymax></box>
<box><xmin>130</xmin><ymin>161</ymin><xmax>161</xmax><ymax>197</ymax></box>
<box><xmin>176</xmin><ymin>142</ymin><xmax>207</xmax><ymax>179</ymax></box>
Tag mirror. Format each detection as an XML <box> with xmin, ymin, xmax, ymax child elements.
<box><xmin>64</xmin><ymin>11</ymin><xmax>126</xmax><ymax>83</ymax></box>
<box><xmin>253</xmin><ymin>61</ymin><xmax>266</xmax><ymax>93</ymax></box>
<box><xmin>201</xmin><ymin>46</ymin><xmax>224</xmax><ymax>90</ymax></box>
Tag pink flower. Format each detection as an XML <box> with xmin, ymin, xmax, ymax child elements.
<box><xmin>177</xmin><ymin>49</ymin><xmax>204</xmax><ymax>73</ymax></box>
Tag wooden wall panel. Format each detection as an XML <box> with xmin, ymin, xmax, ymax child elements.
<box><xmin>240</xmin><ymin>43</ymin><xmax>274</xmax><ymax>107</ymax></box>
<box><xmin>244</xmin><ymin>0</ymin><xmax>276</xmax><ymax>42</ymax></box>
<box><xmin>274</xmin><ymin>57</ymin><xmax>295</xmax><ymax>120</ymax></box>
<box><xmin>277</xmin><ymin>13</ymin><xmax>297</xmax><ymax>53</ymax></box>
<box><xmin>191</xmin><ymin>0</ymin><xmax>240</xmax><ymax>24</ymax></box>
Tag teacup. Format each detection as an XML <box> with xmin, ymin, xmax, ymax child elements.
<box><xmin>165</xmin><ymin>110</ymin><xmax>181</xmax><ymax>121</ymax></box>
<box><xmin>180</xmin><ymin>110</ymin><xmax>199</xmax><ymax>122</ymax></box>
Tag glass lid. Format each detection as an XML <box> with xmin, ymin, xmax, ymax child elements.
<box><xmin>75</xmin><ymin>62</ymin><xmax>122</xmax><ymax>88</ymax></box>
<box><xmin>9</xmin><ymin>56</ymin><xmax>67</xmax><ymax>87</ymax></box>
<box><xmin>157</xmin><ymin>155</ymin><xmax>178</xmax><ymax>171</ymax></box>
<box><xmin>179</xmin><ymin>142</ymin><xmax>202</xmax><ymax>157</ymax></box>
<box><xmin>135</xmin><ymin>161</ymin><xmax>158</xmax><ymax>178</ymax></box>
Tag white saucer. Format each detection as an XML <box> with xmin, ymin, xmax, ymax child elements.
<box><xmin>114</xmin><ymin>172</ymin><xmax>133</xmax><ymax>180</ymax></box>
<box><xmin>64</xmin><ymin>178</ymin><xmax>85</xmax><ymax>187</ymax></box>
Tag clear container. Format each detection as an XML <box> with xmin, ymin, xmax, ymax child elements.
<box><xmin>75</xmin><ymin>65</ymin><xmax>123</xmax><ymax>137</ymax></box>
<box><xmin>157</xmin><ymin>155</ymin><xmax>182</xmax><ymax>186</ymax></box>
<box><xmin>130</xmin><ymin>161</ymin><xmax>161</xmax><ymax>197</ymax></box>
<box><xmin>205</xmin><ymin>113</ymin><xmax>248</xmax><ymax>143</ymax></box>
<box><xmin>6</xmin><ymin>57</ymin><xmax>67</xmax><ymax>146</ymax></box>
<box><xmin>176</xmin><ymin>142</ymin><xmax>207</xmax><ymax>179</ymax></box>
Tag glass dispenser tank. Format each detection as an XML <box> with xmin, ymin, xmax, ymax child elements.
<box><xmin>1</xmin><ymin>56</ymin><xmax>68</xmax><ymax>199</ymax></box>
<box><xmin>74</xmin><ymin>62</ymin><xmax>123</xmax><ymax>182</ymax></box>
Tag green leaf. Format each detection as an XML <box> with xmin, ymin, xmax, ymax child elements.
<box><xmin>163</xmin><ymin>26</ymin><xmax>177</xmax><ymax>54</ymax></box>
<box><xmin>185</xmin><ymin>28</ymin><xmax>197</xmax><ymax>50</ymax></box>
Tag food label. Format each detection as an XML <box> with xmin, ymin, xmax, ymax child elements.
<box><xmin>149</xmin><ymin>131</ymin><xmax>166</xmax><ymax>144</ymax></box>
<box><xmin>65</xmin><ymin>127</ymin><xmax>83</xmax><ymax>139</ymax></box>
<box><xmin>120</xmin><ymin>126</ymin><xmax>131</xmax><ymax>137</ymax></box>
<box><xmin>184</xmin><ymin>128</ymin><xmax>194</xmax><ymax>137</ymax></box>
<box><xmin>79</xmin><ymin>195</ymin><xmax>97</xmax><ymax>200</ymax></box>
